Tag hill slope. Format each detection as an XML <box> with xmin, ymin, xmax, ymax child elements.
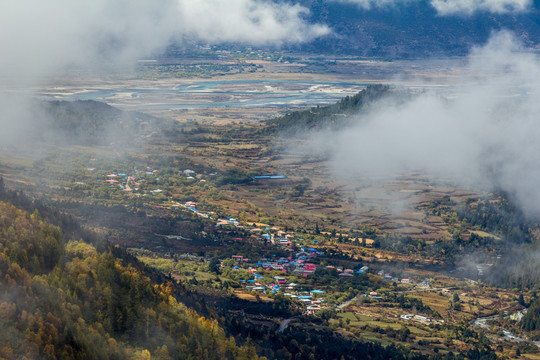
<box><xmin>266</xmin><ymin>84</ymin><xmax>394</xmax><ymax>132</ymax></box>
<box><xmin>28</xmin><ymin>100</ymin><xmax>163</xmax><ymax>146</ymax></box>
<box><xmin>0</xmin><ymin>197</ymin><xmax>257</xmax><ymax>359</ymax></box>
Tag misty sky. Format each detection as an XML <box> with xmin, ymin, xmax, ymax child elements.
<box><xmin>1</xmin><ymin>0</ymin><xmax>535</xmax><ymax>80</ymax></box>
<box><xmin>0</xmin><ymin>0</ymin><xmax>329</xmax><ymax>79</ymax></box>
<box><xmin>1</xmin><ymin>0</ymin><xmax>537</xmax><ymax>80</ymax></box>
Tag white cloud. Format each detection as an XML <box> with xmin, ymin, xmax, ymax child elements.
<box><xmin>0</xmin><ymin>0</ymin><xmax>329</xmax><ymax>78</ymax></box>
<box><xmin>294</xmin><ymin>31</ymin><xmax>540</xmax><ymax>217</ymax></box>
<box><xmin>328</xmin><ymin>0</ymin><xmax>415</xmax><ymax>10</ymax></box>
<box><xmin>329</xmin><ymin>0</ymin><xmax>532</xmax><ymax>14</ymax></box>
<box><xmin>0</xmin><ymin>0</ymin><xmax>329</xmax><ymax>147</ymax></box>
<box><xmin>430</xmin><ymin>0</ymin><xmax>532</xmax><ymax>15</ymax></box>
<box><xmin>177</xmin><ymin>0</ymin><xmax>329</xmax><ymax>44</ymax></box>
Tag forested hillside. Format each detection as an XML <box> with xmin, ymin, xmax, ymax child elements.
<box><xmin>0</xmin><ymin>198</ymin><xmax>257</xmax><ymax>359</ymax></box>
<box><xmin>266</xmin><ymin>84</ymin><xmax>394</xmax><ymax>132</ymax></box>
<box><xmin>30</xmin><ymin>100</ymin><xmax>163</xmax><ymax>146</ymax></box>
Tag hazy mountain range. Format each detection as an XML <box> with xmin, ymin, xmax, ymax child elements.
<box><xmin>286</xmin><ymin>0</ymin><xmax>540</xmax><ymax>58</ymax></box>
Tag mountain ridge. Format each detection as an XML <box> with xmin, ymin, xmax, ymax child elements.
<box><xmin>284</xmin><ymin>0</ymin><xmax>540</xmax><ymax>58</ymax></box>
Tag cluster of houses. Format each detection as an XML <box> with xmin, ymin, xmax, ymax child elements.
<box><xmin>229</xmin><ymin>248</ymin><xmax>322</xmax><ymax>278</ymax></box>
<box><xmin>173</xmin><ymin>201</ymin><xmax>212</xmax><ymax>219</ymax></box>
<box><xmin>376</xmin><ymin>270</ymin><xmax>431</xmax><ymax>288</ymax></box>
<box><xmin>228</xmin><ymin>253</ymin><xmax>329</xmax><ymax>313</ymax></box>
<box><xmin>242</xmin><ymin>273</ymin><xmax>330</xmax><ymax>315</ymax></box>
<box><xmin>226</xmin><ymin>247</ymin><xmax>369</xmax><ymax>314</ymax></box>
<box><xmin>217</xmin><ymin>217</ymin><xmax>240</xmax><ymax>226</ymax></box>
<box><xmin>176</xmin><ymin>201</ymin><xmax>249</xmax><ymax>227</ymax></box>
<box><xmin>88</xmin><ymin>166</ymin><xmax>210</xmax><ymax>198</ymax></box>
<box><xmin>399</xmin><ymin>314</ymin><xmax>440</xmax><ymax>323</ymax></box>
<box><xmin>92</xmin><ymin>166</ymin><xmax>159</xmax><ymax>194</ymax></box>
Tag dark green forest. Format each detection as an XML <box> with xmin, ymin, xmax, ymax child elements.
<box><xmin>266</xmin><ymin>84</ymin><xmax>394</xmax><ymax>132</ymax></box>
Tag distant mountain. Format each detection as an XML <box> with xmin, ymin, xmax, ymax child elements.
<box><xmin>287</xmin><ymin>0</ymin><xmax>540</xmax><ymax>58</ymax></box>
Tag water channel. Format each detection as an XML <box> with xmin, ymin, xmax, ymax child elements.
<box><xmin>44</xmin><ymin>80</ymin><xmax>450</xmax><ymax>112</ymax></box>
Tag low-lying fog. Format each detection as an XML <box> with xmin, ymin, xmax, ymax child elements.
<box><xmin>291</xmin><ymin>31</ymin><xmax>540</xmax><ymax>219</ymax></box>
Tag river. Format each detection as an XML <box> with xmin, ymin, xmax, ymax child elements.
<box><xmin>47</xmin><ymin>80</ymin><xmax>371</xmax><ymax>110</ymax></box>
<box><xmin>42</xmin><ymin>79</ymin><xmax>450</xmax><ymax>112</ymax></box>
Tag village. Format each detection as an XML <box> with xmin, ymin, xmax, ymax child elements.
<box><xmin>42</xmin><ymin>151</ymin><xmax>537</xmax><ymax>356</ymax></box>
<box><xmin>71</xmin><ymin>162</ymin><xmax>528</xmax><ymax>319</ymax></box>
<box><xmin>132</xmin><ymin>201</ymin><xmax>538</xmax><ymax>356</ymax></box>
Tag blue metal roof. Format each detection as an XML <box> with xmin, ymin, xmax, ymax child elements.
<box><xmin>252</xmin><ymin>174</ymin><xmax>287</xmax><ymax>180</ymax></box>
